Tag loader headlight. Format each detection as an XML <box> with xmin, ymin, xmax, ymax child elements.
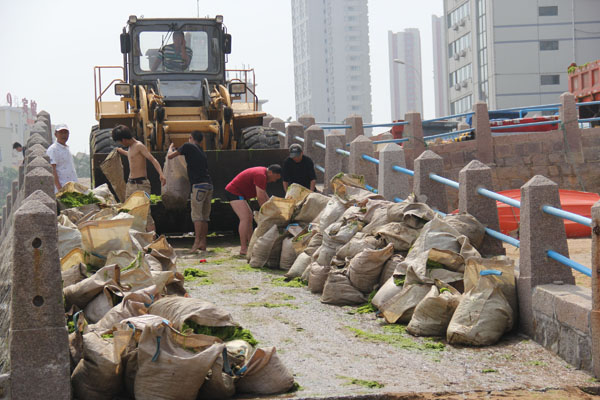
<box><xmin>215</xmin><ymin>15</ymin><xmax>224</xmax><ymax>23</ymax></box>
<box><xmin>229</xmin><ymin>82</ymin><xmax>246</xmax><ymax>95</ymax></box>
<box><xmin>115</xmin><ymin>84</ymin><xmax>132</xmax><ymax>96</ymax></box>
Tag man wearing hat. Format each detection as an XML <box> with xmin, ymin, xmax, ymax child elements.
<box><xmin>46</xmin><ymin>124</ymin><xmax>78</xmax><ymax>192</ymax></box>
<box><xmin>282</xmin><ymin>143</ymin><xmax>316</xmax><ymax>192</ymax></box>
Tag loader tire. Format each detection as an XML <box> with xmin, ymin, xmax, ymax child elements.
<box><xmin>90</xmin><ymin>128</ymin><xmax>117</xmax><ymax>154</ymax></box>
<box><xmin>241</xmin><ymin>126</ymin><xmax>281</xmax><ymax>149</ymax></box>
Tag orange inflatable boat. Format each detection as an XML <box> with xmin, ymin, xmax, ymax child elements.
<box><xmin>496</xmin><ymin>189</ymin><xmax>600</xmax><ymax>238</ymax></box>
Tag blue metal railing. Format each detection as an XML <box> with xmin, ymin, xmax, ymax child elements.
<box><xmin>321</xmin><ymin>125</ymin><xmax>352</xmax><ymax>130</ymax></box>
<box><xmin>477</xmin><ymin>188</ymin><xmax>521</xmax><ymax>209</ymax></box>
<box><xmin>372</xmin><ymin>138</ymin><xmax>409</xmax><ymax>145</ymax></box>
<box><xmin>336</xmin><ymin>148</ymin><xmax>350</xmax><ymax>156</ymax></box>
<box><xmin>276</xmin><ymin>131</ymin><xmax>286</xmax><ymax>138</ymax></box>
<box><xmin>542</xmin><ymin>205</ymin><xmax>592</xmax><ymax>227</ymax></box>
<box><xmin>392</xmin><ymin>165</ymin><xmax>414</xmax><ymax>176</ymax></box>
<box><xmin>363</xmin><ymin>122</ymin><xmax>409</xmax><ymax>129</ymax></box>
<box><xmin>577</xmin><ymin>100</ymin><xmax>600</xmax><ymax>107</ymax></box>
<box><xmin>361</xmin><ymin>154</ymin><xmax>380</xmax><ymax>165</ymax></box>
<box><xmin>547</xmin><ymin>250</ymin><xmax>591</xmax><ymax>277</ymax></box>
<box><xmin>429</xmin><ymin>173</ymin><xmax>459</xmax><ymax>189</ymax></box>
<box><xmin>422</xmin><ymin>111</ymin><xmax>475</xmax><ymax>123</ymax></box>
<box><xmin>579</xmin><ymin>117</ymin><xmax>600</xmax><ymax>123</ymax></box>
<box><xmin>315</xmin><ymin>164</ymin><xmax>325</xmax><ymax>173</ymax></box>
<box><xmin>294</xmin><ymin>135</ymin><xmax>305</xmax><ymax>143</ymax></box>
<box><xmin>314</xmin><ymin>141</ymin><xmax>326</xmax><ymax>150</ymax></box>
<box><xmin>365</xmin><ymin>184</ymin><xmax>378</xmax><ymax>193</ymax></box>
<box><xmin>424</xmin><ymin>127</ymin><xmax>474</xmax><ymax>142</ymax></box>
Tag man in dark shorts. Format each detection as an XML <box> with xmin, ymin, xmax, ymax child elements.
<box><xmin>225</xmin><ymin>165</ymin><xmax>282</xmax><ymax>256</ymax></box>
<box><xmin>282</xmin><ymin>143</ymin><xmax>317</xmax><ymax>192</ymax></box>
<box><xmin>167</xmin><ymin>130</ymin><xmax>213</xmax><ymax>252</ymax></box>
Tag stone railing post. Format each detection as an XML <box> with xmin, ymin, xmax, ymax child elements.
<box><xmin>458</xmin><ymin>160</ymin><xmax>505</xmax><ymax>256</ymax></box>
<box><xmin>269</xmin><ymin>118</ymin><xmax>286</xmax><ymax>149</ymax></box>
<box><xmin>344</xmin><ymin>115</ymin><xmax>364</xmax><ymax>144</ymax></box>
<box><xmin>9</xmin><ymin>193</ymin><xmax>70</xmax><ymax>398</ymax></box>
<box><xmin>304</xmin><ymin>125</ymin><xmax>325</xmax><ymax>183</ymax></box>
<box><xmin>560</xmin><ymin>92</ymin><xmax>584</xmax><ymax>163</ymax></box>
<box><xmin>26</xmin><ymin>132</ymin><xmax>50</xmax><ymax>149</ymax></box>
<box><xmin>349</xmin><ymin>135</ymin><xmax>377</xmax><ymax>189</ymax></box>
<box><xmin>24</xmin><ymin>165</ymin><xmax>55</xmax><ymax>199</ymax></box>
<box><xmin>402</xmin><ymin>112</ymin><xmax>425</xmax><ymax>170</ymax></box>
<box><xmin>2</xmin><ymin>206</ymin><xmax>6</xmax><ymax>223</ymax></box>
<box><xmin>11</xmin><ymin>180</ymin><xmax>18</xmax><ymax>206</ymax></box>
<box><xmin>18</xmin><ymin>164</ymin><xmax>24</xmax><ymax>189</ymax></box>
<box><xmin>286</xmin><ymin>122</ymin><xmax>304</xmax><ymax>149</ymax></box>
<box><xmin>38</xmin><ymin>110</ymin><xmax>53</xmax><ymax>142</ymax></box>
<box><xmin>298</xmin><ymin>115</ymin><xmax>316</xmax><ymax>130</ymax></box>
<box><xmin>413</xmin><ymin>150</ymin><xmax>447</xmax><ymax>212</ymax></box>
<box><xmin>324</xmin><ymin>133</ymin><xmax>346</xmax><ymax>195</ymax></box>
<box><xmin>473</xmin><ymin>101</ymin><xmax>493</xmax><ymax>164</ymax></box>
<box><xmin>592</xmin><ymin>200</ymin><xmax>600</xmax><ymax>378</ymax></box>
<box><xmin>262</xmin><ymin>114</ymin><xmax>274</xmax><ymax>127</ymax></box>
<box><xmin>25</xmin><ymin>143</ymin><xmax>50</xmax><ymax>165</ymax></box>
<box><xmin>6</xmin><ymin>194</ymin><xmax>12</xmax><ymax>217</ymax></box>
<box><xmin>378</xmin><ymin>144</ymin><xmax>410</xmax><ymax>201</ymax></box>
<box><xmin>518</xmin><ymin>175</ymin><xmax>575</xmax><ymax>336</ymax></box>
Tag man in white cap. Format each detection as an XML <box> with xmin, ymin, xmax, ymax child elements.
<box><xmin>46</xmin><ymin>124</ymin><xmax>78</xmax><ymax>192</ymax></box>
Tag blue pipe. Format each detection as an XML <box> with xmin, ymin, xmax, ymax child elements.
<box><xmin>422</xmin><ymin>111</ymin><xmax>475</xmax><ymax>123</ymax></box>
<box><xmin>294</xmin><ymin>135</ymin><xmax>305</xmax><ymax>143</ymax></box>
<box><xmin>372</xmin><ymin>138</ymin><xmax>409</xmax><ymax>145</ymax></box>
<box><xmin>392</xmin><ymin>165</ymin><xmax>414</xmax><ymax>176</ymax></box>
<box><xmin>576</xmin><ymin>100</ymin><xmax>600</xmax><ymax>107</ymax></box>
<box><xmin>365</xmin><ymin>184</ymin><xmax>378</xmax><ymax>193</ymax></box>
<box><xmin>361</xmin><ymin>154</ymin><xmax>380</xmax><ymax>165</ymax></box>
<box><xmin>314</xmin><ymin>141</ymin><xmax>326</xmax><ymax>149</ymax></box>
<box><xmin>363</xmin><ymin>122</ymin><xmax>409</xmax><ymax>128</ymax></box>
<box><xmin>276</xmin><ymin>131</ymin><xmax>286</xmax><ymax>138</ymax></box>
<box><xmin>429</xmin><ymin>173</ymin><xmax>459</xmax><ymax>189</ymax></box>
<box><xmin>393</xmin><ymin>197</ymin><xmax>404</xmax><ymax>203</ymax></box>
<box><xmin>493</xmin><ymin>103</ymin><xmax>561</xmax><ymax>113</ymax></box>
<box><xmin>424</xmin><ymin>127</ymin><xmax>474</xmax><ymax>141</ymax></box>
<box><xmin>321</xmin><ymin>125</ymin><xmax>352</xmax><ymax>130</ymax></box>
<box><xmin>477</xmin><ymin>188</ymin><xmax>521</xmax><ymax>209</ymax></box>
<box><xmin>315</xmin><ymin>164</ymin><xmax>325</xmax><ymax>173</ymax></box>
<box><xmin>336</xmin><ymin>148</ymin><xmax>350</xmax><ymax>156</ymax></box>
<box><xmin>542</xmin><ymin>205</ymin><xmax>592</xmax><ymax>227</ymax></box>
<box><xmin>485</xmin><ymin>228</ymin><xmax>520</xmax><ymax>248</ymax></box>
<box><xmin>547</xmin><ymin>250</ymin><xmax>591</xmax><ymax>277</ymax></box>
<box><xmin>490</xmin><ymin>119</ymin><xmax>560</xmax><ymax>130</ymax></box>
<box><xmin>579</xmin><ymin>117</ymin><xmax>600</xmax><ymax>123</ymax></box>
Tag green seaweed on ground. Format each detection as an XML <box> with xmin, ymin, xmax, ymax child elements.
<box><xmin>356</xmin><ymin>290</ymin><xmax>378</xmax><ymax>314</ymax></box>
<box><xmin>118</xmin><ymin>208</ymin><xmax>131</xmax><ymax>214</ymax></box>
<box><xmin>183</xmin><ymin>268</ymin><xmax>208</xmax><ymax>278</ymax></box>
<box><xmin>439</xmin><ymin>287</ymin><xmax>450</xmax><ymax>294</ymax></box>
<box><xmin>528</xmin><ymin>360</ymin><xmax>547</xmax><ymax>367</ymax></box>
<box><xmin>211</xmin><ymin>257</ymin><xmax>237</xmax><ymax>265</ymax></box>
<box><xmin>249</xmin><ymin>287</ymin><xmax>260</xmax><ymax>293</ymax></box>
<box><xmin>338</xmin><ymin>375</ymin><xmax>384</xmax><ymax>389</ymax></box>
<box><xmin>288</xmin><ymin>382</ymin><xmax>303</xmax><ymax>392</ymax></box>
<box><xmin>211</xmin><ymin>247</ymin><xmax>227</xmax><ymax>253</ymax></box>
<box><xmin>58</xmin><ymin>191</ymin><xmax>100</xmax><ymax>208</ymax></box>
<box><xmin>236</xmin><ymin>264</ymin><xmax>260</xmax><ymax>272</ymax></box>
<box><xmin>245</xmin><ymin>302</ymin><xmax>299</xmax><ymax>309</ymax></box>
<box><xmin>348</xmin><ymin>324</ymin><xmax>443</xmax><ymax>352</ymax></box>
<box><xmin>481</xmin><ymin>368</ymin><xmax>498</xmax><ymax>373</ymax></box>
<box><xmin>196</xmin><ymin>278</ymin><xmax>214</xmax><ymax>285</ymax></box>
<box><xmin>101</xmin><ymin>333</ymin><xmax>114</xmax><ymax>339</ymax></box>
<box><xmin>275</xmin><ymin>293</ymin><xmax>296</xmax><ymax>300</ymax></box>
<box><xmin>181</xmin><ymin>321</ymin><xmax>258</xmax><ymax>346</ymax></box>
<box><xmin>271</xmin><ymin>277</ymin><xmax>307</xmax><ymax>287</ymax></box>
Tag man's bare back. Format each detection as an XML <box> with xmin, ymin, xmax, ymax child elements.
<box><xmin>117</xmin><ymin>139</ymin><xmax>166</xmax><ymax>184</ymax></box>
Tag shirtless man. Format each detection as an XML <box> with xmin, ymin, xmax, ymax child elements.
<box><xmin>111</xmin><ymin>124</ymin><xmax>166</xmax><ymax>231</ymax></box>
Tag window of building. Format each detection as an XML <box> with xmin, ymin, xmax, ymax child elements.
<box><xmin>541</xmin><ymin>74</ymin><xmax>560</xmax><ymax>85</ymax></box>
<box><xmin>449</xmin><ymin>64</ymin><xmax>473</xmax><ymax>87</ymax></box>
<box><xmin>539</xmin><ymin>6</ymin><xmax>558</xmax><ymax>16</ymax></box>
<box><xmin>540</xmin><ymin>40</ymin><xmax>559</xmax><ymax>50</ymax></box>
<box><xmin>447</xmin><ymin>2</ymin><xmax>470</xmax><ymax>27</ymax></box>
<box><xmin>450</xmin><ymin>95</ymin><xmax>473</xmax><ymax>115</ymax></box>
<box><xmin>448</xmin><ymin>33</ymin><xmax>471</xmax><ymax>58</ymax></box>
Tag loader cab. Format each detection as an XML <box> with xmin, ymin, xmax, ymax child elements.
<box><xmin>122</xmin><ymin>16</ymin><xmax>230</xmax><ymax>103</ymax></box>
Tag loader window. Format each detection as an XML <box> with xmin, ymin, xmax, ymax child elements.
<box><xmin>137</xmin><ymin>30</ymin><xmax>212</xmax><ymax>73</ymax></box>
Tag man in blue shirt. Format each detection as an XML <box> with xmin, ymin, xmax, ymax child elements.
<box><xmin>167</xmin><ymin>130</ymin><xmax>212</xmax><ymax>252</ymax></box>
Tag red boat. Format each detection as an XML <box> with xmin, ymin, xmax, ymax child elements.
<box><xmin>490</xmin><ymin>115</ymin><xmax>559</xmax><ymax>133</ymax></box>
<box><xmin>496</xmin><ymin>189</ymin><xmax>600</xmax><ymax>238</ymax></box>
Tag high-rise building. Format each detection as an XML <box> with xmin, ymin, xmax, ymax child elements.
<box><xmin>443</xmin><ymin>0</ymin><xmax>600</xmax><ymax>114</ymax></box>
<box><xmin>0</xmin><ymin>105</ymin><xmax>32</xmax><ymax>169</ymax></box>
<box><xmin>388</xmin><ymin>29</ymin><xmax>423</xmax><ymax>120</ymax></box>
<box><xmin>291</xmin><ymin>0</ymin><xmax>372</xmax><ymax>124</ymax></box>
<box><xmin>432</xmin><ymin>15</ymin><xmax>449</xmax><ymax>118</ymax></box>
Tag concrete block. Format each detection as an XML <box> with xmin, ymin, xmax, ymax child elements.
<box><xmin>298</xmin><ymin>115</ymin><xmax>316</xmax><ymax>130</ymax></box>
<box><xmin>11</xmin><ymin>199</ymin><xmax>64</xmax><ymax>331</ymax></box>
<box><xmin>324</xmin><ymin>134</ymin><xmax>346</xmax><ymax>195</ymax></box>
<box><xmin>378</xmin><ymin>144</ymin><xmax>410</xmax><ymax>201</ymax></box>
<box><xmin>413</xmin><ymin>150</ymin><xmax>447</xmax><ymax>212</ymax></box>
<box><xmin>344</xmin><ymin>115</ymin><xmax>364</xmax><ymax>144</ymax></box>
<box><xmin>269</xmin><ymin>118</ymin><xmax>286</xmax><ymax>149</ymax></box>
<box><xmin>553</xmin><ymin>286</ymin><xmax>591</xmax><ymax>333</ymax></box>
<box><xmin>24</xmin><ymin>190</ymin><xmax>57</xmax><ymax>214</ymax></box>
<box><xmin>579</xmin><ymin>334</ymin><xmax>593</xmax><ymax>373</ymax></box>
<box><xmin>458</xmin><ymin>160</ymin><xmax>504</xmax><ymax>256</ymax></box>
<box><xmin>558</xmin><ymin>325</ymin><xmax>580</xmax><ymax>367</ymax></box>
<box><xmin>9</xmin><ymin>327</ymin><xmax>70</xmax><ymax>399</ymax></box>
<box><xmin>262</xmin><ymin>114</ymin><xmax>274</xmax><ymax>127</ymax></box>
<box><xmin>24</xmin><ymin>143</ymin><xmax>47</xmax><ymax>159</ymax></box>
<box><xmin>532</xmin><ymin>285</ymin><xmax>558</xmax><ymax>318</ymax></box>
<box><xmin>473</xmin><ymin>102</ymin><xmax>493</xmax><ymax>164</ymax></box>
<box><xmin>286</xmin><ymin>122</ymin><xmax>304</xmax><ymax>149</ymax></box>
<box><xmin>560</xmin><ymin>92</ymin><xmax>583</xmax><ymax>164</ymax></box>
<box><xmin>25</xmin><ymin>156</ymin><xmax>52</xmax><ymax>174</ymax></box>
<box><xmin>349</xmin><ymin>135</ymin><xmax>377</xmax><ymax>189</ymax></box>
<box><xmin>402</xmin><ymin>112</ymin><xmax>425</xmax><ymax>170</ymax></box>
<box><xmin>26</xmin><ymin>132</ymin><xmax>49</xmax><ymax>149</ymax></box>
<box><xmin>517</xmin><ymin>275</ymin><xmax>534</xmax><ymax>336</ymax></box>
<box><xmin>304</xmin><ymin>125</ymin><xmax>325</xmax><ymax>183</ymax></box>
<box><xmin>24</xmin><ymin>167</ymin><xmax>54</xmax><ymax>200</ymax></box>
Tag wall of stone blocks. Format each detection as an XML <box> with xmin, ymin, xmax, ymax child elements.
<box><xmin>532</xmin><ymin>285</ymin><xmax>593</xmax><ymax>372</ymax></box>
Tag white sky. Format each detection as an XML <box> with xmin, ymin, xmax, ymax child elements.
<box><xmin>0</xmin><ymin>0</ymin><xmax>443</xmax><ymax>154</ymax></box>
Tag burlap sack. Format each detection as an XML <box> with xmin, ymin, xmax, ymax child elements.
<box><xmin>321</xmin><ymin>271</ymin><xmax>367</xmax><ymax>306</ymax></box>
<box><xmin>317</xmin><ymin>220</ymin><xmax>361</xmax><ymax>266</ymax></box>
<box><xmin>443</xmin><ymin>213</ymin><xmax>486</xmax><ymax>249</ymax></box>
<box><xmin>148</xmin><ymin>296</ymin><xmax>236</xmax><ymax>331</ymax></box>
<box><xmin>379</xmin><ymin>253</ymin><xmax>406</xmax><ymax>287</ymax></box>
<box><xmin>294</xmin><ymin>192</ymin><xmax>330</xmax><ymax>223</ymax></box>
<box><xmin>447</xmin><ymin>275</ymin><xmax>513</xmax><ymax>346</ymax></box>
<box><xmin>285</xmin><ymin>253</ymin><xmax>312</xmax><ymax>279</ymax></box>
<box><xmin>236</xmin><ymin>347</ymin><xmax>295</xmax><ymax>395</ymax></box>
<box><xmin>83</xmin><ymin>284</ymin><xmax>124</xmax><ymax>324</ymax></box>
<box><xmin>144</xmin><ymin>235</ymin><xmax>177</xmax><ymax>272</ymax></box>
<box><xmin>196</xmin><ymin>352</ymin><xmax>236</xmax><ymax>399</ymax></box>
<box><xmin>372</xmin><ymin>276</ymin><xmax>404</xmax><ymax>310</ymax></box>
<box><xmin>62</xmin><ymin>263</ymin><xmax>88</xmax><ymax>287</ymax></box>
<box><xmin>250</xmin><ymin>225</ymin><xmax>281</xmax><ymax>268</ymax></box>
<box><xmin>279</xmin><ymin>237</ymin><xmax>297</xmax><ymax>270</ymax></box>
<box><xmin>464</xmin><ymin>256</ymin><xmax>517</xmax><ymax>316</ymax></box>
<box><xmin>308</xmin><ymin>263</ymin><xmax>330</xmax><ymax>294</ymax></box>
<box><xmin>407</xmin><ymin>280</ymin><xmax>462</xmax><ymax>337</ymax></box>
<box><xmin>285</xmin><ymin>183</ymin><xmax>313</xmax><ymax>206</ymax></box>
<box><xmin>380</xmin><ymin>267</ymin><xmax>433</xmax><ymax>324</ymax></box>
<box><xmin>374</xmin><ymin>222</ymin><xmax>420</xmax><ymax>251</ymax></box>
<box><xmin>78</xmin><ymin>214</ymin><xmax>136</xmax><ymax>267</ymax></box>
<box><xmin>361</xmin><ymin>206</ymin><xmax>390</xmax><ymax>234</ymax></box>
<box><xmin>304</xmin><ymin>232</ymin><xmax>323</xmax><ymax>257</ymax></box>
<box><xmin>89</xmin><ymin>291</ymin><xmax>154</xmax><ymax>333</ymax></box>
<box><xmin>336</xmin><ymin>233</ymin><xmax>381</xmax><ymax>260</ymax></box>
<box><xmin>248</xmin><ymin>196</ymin><xmax>295</xmax><ymax>259</ymax></box>
<box><xmin>121</xmin><ymin>191</ymin><xmax>151</xmax><ymax>232</ymax></box>
<box><xmin>318</xmin><ymin>197</ymin><xmax>347</xmax><ymax>231</ymax></box>
<box><xmin>347</xmin><ymin>243</ymin><xmax>394</xmax><ymax>293</ymax></box>
<box><xmin>161</xmin><ymin>155</ymin><xmax>190</xmax><ymax>209</ymax></box>
<box><xmin>63</xmin><ymin>264</ymin><xmax>120</xmax><ymax>310</ymax></box>
<box><xmin>58</xmin><ymin>214</ymin><xmax>83</xmax><ymax>259</ymax></box>
<box><xmin>100</xmin><ymin>148</ymin><xmax>127</xmax><ymax>202</ymax></box>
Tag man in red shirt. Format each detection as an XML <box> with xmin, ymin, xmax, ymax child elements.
<box><xmin>225</xmin><ymin>164</ymin><xmax>282</xmax><ymax>256</ymax></box>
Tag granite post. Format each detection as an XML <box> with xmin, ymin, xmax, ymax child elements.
<box><xmin>402</xmin><ymin>112</ymin><xmax>425</xmax><ymax>170</ymax></box>
<box><xmin>458</xmin><ymin>160</ymin><xmax>505</xmax><ymax>256</ymax></box>
<box><xmin>344</xmin><ymin>115</ymin><xmax>364</xmax><ymax>145</ymax></box>
<box><xmin>11</xmin><ymin>180</ymin><xmax>18</xmax><ymax>206</ymax></box>
<box><xmin>591</xmin><ymin>200</ymin><xmax>600</xmax><ymax>378</ymax></box>
<box><xmin>349</xmin><ymin>135</ymin><xmax>377</xmax><ymax>189</ymax></box>
<box><xmin>413</xmin><ymin>150</ymin><xmax>447</xmax><ymax>212</ymax></box>
<box><xmin>24</xmin><ymin>167</ymin><xmax>55</xmax><ymax>199</ymax></box>
<box><xmin>559</xmin><ymin>92</ymin><xmax>584</xmax><ymax>164</ymax></box>
<box><xmin>286</xmin><ymin>122</ymin><xmax>304</xmax><ymax>149</ymax></box>
<box><xmin>262</xmin><ymin>114</ymin><xmax>274</xmax><ymax>127</ymax></box>
<box><xmin>304</xmin><ymin>125</ymin><xmax>325</xmax><ymax>183</ymax></box>
<box><xmin>324</xmin><ymin>134</ymin><xmax>346</xmax><ymax>195</ymax></box>
<box><xmin>9</xmin><ymin>196</ymin><xmax>70</xmax><ymax>398</ymax></box>
<box><xmin>473</xmin><ymin>101</ymin><xmax>494</xmax><ymax>164</ymax></box>
<box><xmin>269</xmin><ymin>118</ymin><xmax>286</xmax><ymax>149</ymax></box>
<box><xmin>378</xmin><ymin>144</ymin><xmax>410</xmax><ymax>201</ymax></box>
<box><xmin>298</xmin><ymin>115</ymin><xmax>316</xmax><ymax>130</ymax></box>
<box><xmin>518</xmin><ymin>175</ymin><xmax>575</xmax><ymax>336</ymax></box>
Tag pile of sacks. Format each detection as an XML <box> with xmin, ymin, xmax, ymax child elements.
<box><xmin>57</xmin><ymin>183</ymin><xmax>294</xmax><ymax>399</ymax></box>
<box><xmin>247</xmin><ymin>176</ymin><xmax>517</xmax><ymax>347</ymax></box>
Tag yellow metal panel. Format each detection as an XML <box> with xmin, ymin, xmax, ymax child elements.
<box><xmin>163</xmin><ymin>120</ymin><xmax>219</xmax><ymax>134</ymax></box>
<box><xmin>99</xmin><ymin>101</ymin><xmax>126</xmax><ymax>114</ymax></box>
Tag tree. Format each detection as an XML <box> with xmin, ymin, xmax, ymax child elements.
<box><xmin>73</xmin><ymin>152</ymin><xmax>91</xmax><ymax>178</ymax></box>
<box><xmin>0</xmin><ymin>167</ymin><xmax>19</xmax><ymax>208</ymax></box>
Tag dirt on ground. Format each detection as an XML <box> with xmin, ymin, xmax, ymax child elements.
<box><xmin>171</xmin><ymin>234</ymin><xmax>600</xmax><ymax>399</ymax></box>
